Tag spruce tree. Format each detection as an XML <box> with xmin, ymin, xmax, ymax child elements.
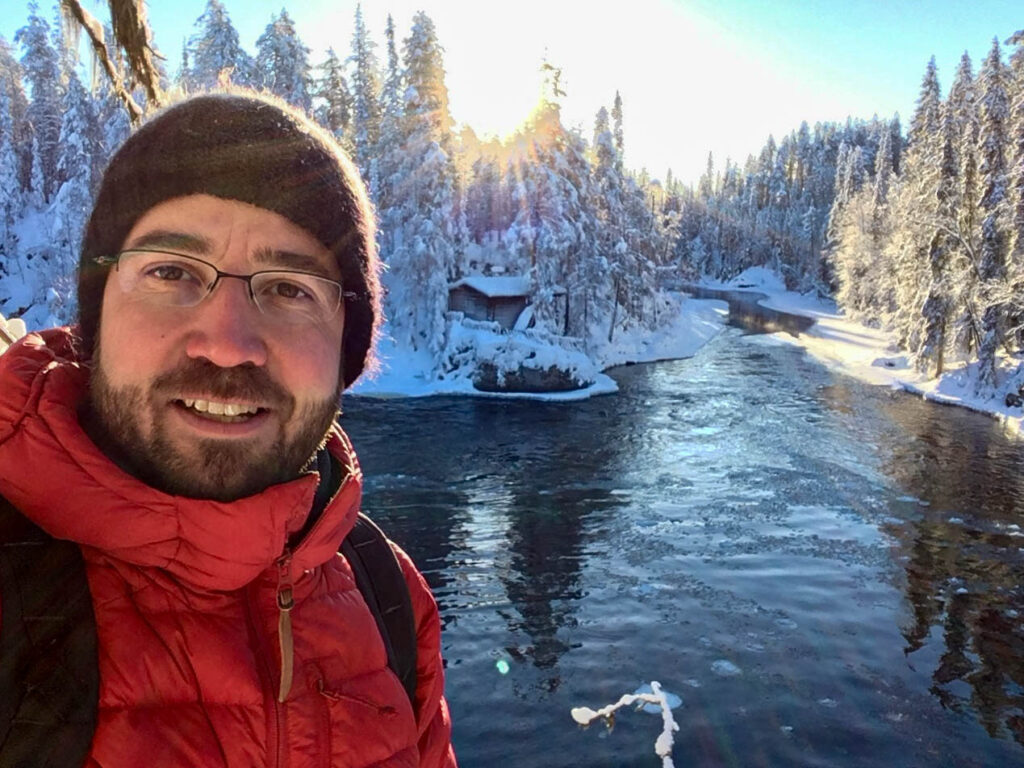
<box><xmin>52</xmin><ymin>69</ymin><xmax>100</xmax><ymax>317</ymax></box>
<box><xmin>375</xmin><ymin>12</ymin><xmax>406</xmax><ymax>255</ymax></box>
<box><xmin>255</xmin><ymin>10</ymin><xmax>312</xmax><ymax>112</ymax></box>
<box><xmin>348</xmin><ymin>4</ymin><xmax>381</xmax><ymax>188</ymax></box>
<box><xmin>314</xmin><ymin>47</ymin><xmax>352</xmax><ymax>140</ymax></box>
<box><xmin>383</xmin><ymin>11</ymin><xmax>457</xmax><ymax>365</ymax></box>
<box><xmin>947</xmin><ymin>51</ymin><xmax>983</xmax><ymax>357</ymax></box>
<box><xmin>916</xmin><ymin>103</ymin><xmax>957</xmax><ymax>376</ymax></box>
<box><xmin>976</xmin><ymin>38</ymin><xmax>1010</xmax><ymax>389</ymax></box>
<box><xmin>1004</xmin><ymin>31</ymin><xmax>1024</xmax><ymax>351</ymax></box>
<box><xmin>15</xmin><ymin>2</ymin><xmax>62</xmax><ymax>202</ymax></box>
<box><xmin>188</xmin><ymin>0</ymin><xmax>254</xmax><ymax>90</ymax></box>
<box><xmin>0</xmin><ymin>90</ymin><xmax>22</xmax><ymax>244</ymax></box>
<box><xmin>0</xmin><ymin>36</ymin><xmax>31</xmax><ymax>191</ymax></box>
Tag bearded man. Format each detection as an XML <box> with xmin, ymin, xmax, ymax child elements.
<box><xmin>0</xmin><ymin>91</ymin><xmax>455</xmax><ymax>768</ymax></box>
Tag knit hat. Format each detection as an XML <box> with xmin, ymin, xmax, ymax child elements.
<box><xmin>77</xmin><ymin>90</ymin><xmax>381</xmax><ymax>389</ymax></box>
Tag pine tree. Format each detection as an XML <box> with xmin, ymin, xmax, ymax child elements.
<box><xmin>255</xmin><ymin>10</ymin><xmax>312</xmax><ymax>112</ymax></box>
<box><xmin>976</xmin><ymin>38</ymin><xmax>1010</xmax><ymax>389</ymax></box>
<box><xmin>16</xmin><ymin>2</ymin><xmax>62</xmax><ymax>202</ymax></box>
<box><xmin>188</xmin><ymin>0</ymin><xmax>255</xmax><ymax>90</ymax></box>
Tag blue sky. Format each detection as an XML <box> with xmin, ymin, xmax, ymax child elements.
<box><xmin>1</xmin><ymin>0</ymin><xmax>1021</xmax><ymax>184</ymax></box>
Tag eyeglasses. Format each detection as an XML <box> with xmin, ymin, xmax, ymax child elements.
<box><xmin>95</xmin><ymin>249</ymin><xmax>358</xmax><ymax>326</ymax></box>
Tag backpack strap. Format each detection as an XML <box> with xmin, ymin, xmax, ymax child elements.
<box><xmin>0</xmin><ymin>495</ymin><xmax>98</xmax><ymax>768</ymax></box>
<box><xmin>340</xmin><ymin>513</ymin><xmax>418</xmax><ymax>710</ymax></box>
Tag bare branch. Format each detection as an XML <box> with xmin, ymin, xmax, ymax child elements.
<box><xmin>60</xmin><ymin>0</ymin><xmax>144</xmax><ymax>125</ymax></box>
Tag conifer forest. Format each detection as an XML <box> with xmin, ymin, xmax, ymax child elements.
<box><xmin>1</xmin><ymin>1</ymin><xmax>1023</xmax><ymax>395</ymax></box>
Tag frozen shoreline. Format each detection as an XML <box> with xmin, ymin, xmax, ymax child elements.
<box><xmin>708</xmin><ymin>267</ymin><xmax>1024</xmax><ymax>436</ymax></box>
<box><xmin>349</xmin><ymin>296</ymin><xmax>728</xmax><ymax>402</ymax></box>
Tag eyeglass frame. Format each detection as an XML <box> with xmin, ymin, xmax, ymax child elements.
<box><xmin>92</xmin><ymin>248</ymin><xmax>364</xmax><ymax>321</ymax></box>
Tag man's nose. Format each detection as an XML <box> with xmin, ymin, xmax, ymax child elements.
<box><xmin>183</xmin><ymin>276</ymin><xmax>269</xmax><ymax>368</ymax></box>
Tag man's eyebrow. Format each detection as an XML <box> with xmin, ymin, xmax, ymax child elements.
<box><xmin>252</xmin><ymin>246</ymin><xmax>335</xmax><ymax>278</ymax></box>
<box><xmin>125</xmin><ymin>230</ymin><xmax>212</xmax><ymax>254</ymax></box>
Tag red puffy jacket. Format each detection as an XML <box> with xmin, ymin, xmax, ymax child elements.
<box><xmin>0</xmin><ymin>329</ymin><xmax>456</xmax><ymax>767</ymax></box>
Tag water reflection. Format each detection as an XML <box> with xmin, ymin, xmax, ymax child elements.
<box><xmin>343</xmin><ymin>395</ymin><xmax>630</xmax><ymax>678</ymax></box>
<box><xmin>875</xmin><ymin>393</ymin><xmax>1024</xmax><ymax>745</ymax></box>
<box><xmin>817</xmin><ymin>377</ymin><xmax>1024</xmax><ymax>746</ymax></box>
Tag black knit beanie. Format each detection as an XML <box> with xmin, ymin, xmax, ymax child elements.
<box><xmin>78</xmin><ymin>90</ymin><xmax>381</xmax><ymax>389</ymax></box>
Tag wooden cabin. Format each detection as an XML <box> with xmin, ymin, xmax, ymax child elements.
<box><xmin>448</xmin><ymin>276</ymin><xmax>567</xmax><ymax>333</ymax></box>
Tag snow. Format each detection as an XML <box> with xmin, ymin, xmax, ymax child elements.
<box><xmin>350</xmin><ymin>295</ymin><xmax>727</xmax><ymax>401</ymax></box>
<box><xmin>449</xmin><ymin>275</ymin><xmax>535</xmax><ymax>298</ymax></box>
<box><xmin>571</xmin><ymin>681</ymin><xmax>680</xmax><ymax>768</ymax></box>
<box><xmin>714</xmin><ymin>267</ymin><xmax>1024</xmax><ymax>436</ymax></box>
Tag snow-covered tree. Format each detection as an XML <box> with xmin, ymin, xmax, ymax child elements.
<box><xmin>0</xmin><ymin>90</ymin><xmax>22</xmax><ymax>244</ymax></box>
<box><xmin>348</xmin><ymin>4</ymin><xmax>381</xmax><ymax>188</ymax></box>
<box><xmin>382</xmin><ymin>11</ymin><xmax>458</xmax><ymax>364</ymax></box>
<box><xmin>314</xmin><ymin>47</ymin><xmax>351</xmax><ymax>140</ymax></box>
<box><xmin>254</xmin><ymin>9</ymin><xmax>311</xmax><ymax>113</ymax></box>
<box><xmin>15</xmin><ymin>2</ymin><xmax>62</xmax><ymax>202</ymax></box>
<box><xmin>51</xmin><ymin>69</ymin><xmax>100</xmax><ymax>319</ymax></box>
<box><xmin>187</xmin><ymin>0</ymin><xmax>254</xmax><ymax>90</ymax></box>
<box><xmin>976</xmin><ymin>38</ymin><xmax>1010</xmax><ymax>389</ymax></box>
<box><xmin>0</xmin><ymin>35</ymin><xmax>31</xmax><ymax>191</ymax></box>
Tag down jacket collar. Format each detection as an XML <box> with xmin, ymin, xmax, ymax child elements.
<box><xmin>0</xmin><ymin>327</ymin><xmax>362</xmax><ymax>592</ymax></box>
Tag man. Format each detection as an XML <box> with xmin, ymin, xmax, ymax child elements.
<box><xmin>0</xmin><ymin>91</ymin><xmax>456</xmax><ymax>767</ymax></box>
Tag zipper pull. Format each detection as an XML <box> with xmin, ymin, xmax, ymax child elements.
<box><xmin>276</xmin><ymin>552</ymin><xmax>295</xmax><ymax>703</ymax></box>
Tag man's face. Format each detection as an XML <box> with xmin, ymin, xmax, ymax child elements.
<box><xmin>89</xmin><ymin>194</ymin><xmax>346</xmax><ymax>501</ymax></box>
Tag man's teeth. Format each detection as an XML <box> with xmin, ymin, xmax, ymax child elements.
<box><xmin>181</xmin><ymin>398</ymin><xmax>259</xmax><ymax>417</ymax></box>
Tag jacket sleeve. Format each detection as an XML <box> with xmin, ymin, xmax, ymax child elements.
<box><xmin>391</xmin><ymin>543</ymin><xmax>457</xmax><ymax>768</ymax></box>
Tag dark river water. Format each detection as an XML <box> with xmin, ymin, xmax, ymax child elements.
<box><xmin>342</xmin><ymin>298</ymin><xmax>1024</xmax><ymax>768</ymax></box>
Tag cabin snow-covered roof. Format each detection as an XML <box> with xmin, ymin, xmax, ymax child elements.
<box><xmin>449</xmin><ymin>275</ymin><xmax>531</xmax><ymax>298</ymax></box>
<box><xmin>449</xmin><ymin>275</ymin><xmax>566</xmax><ymax>298</ymax></box>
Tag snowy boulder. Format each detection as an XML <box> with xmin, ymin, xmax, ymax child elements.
<box><xmin>442</xmin><ymin>314</ymin><xmax>598</xmax><ymax>394</ymax></box>
<box><xmin>473</xmin><ymin>361</ymin><xmax>591</xmax><ymax>393</ymax></box>
<box><xmin>1005</xmin><ymin>392</ymin><xmax>1022</xmax><ymax>408</ymax></box>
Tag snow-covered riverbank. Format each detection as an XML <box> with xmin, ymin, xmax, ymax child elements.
<box><xmin>710</xmin><ymin>267</ymin><xmax>1024</xmax><ymax>435</ymax></box>
<box><xmin>350</xmin><ymin>295</ymin><xmax>728</xmax><ymax>401</ymax></box>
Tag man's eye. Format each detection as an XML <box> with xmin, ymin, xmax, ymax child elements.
<box><xmin>267</xmin><ymin>280</ymin><xmax>314</xmax><ymax>301</ymax></box>
<box><xmin>145</xmin><ymin>263</ymin><xmax>193</xmax><ymax>281</ymax></box>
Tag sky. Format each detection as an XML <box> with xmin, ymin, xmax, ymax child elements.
<box><xmin>1</xmin><ymin>0</ymin><xmax>1022</xmax><ymax>185</ymax></box>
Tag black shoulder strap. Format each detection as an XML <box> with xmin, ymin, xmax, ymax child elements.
<box><xmin>340</xmin><ymin>513</ymin><xmax>418</xmax><ymax>710</ymax></box>
<box><xmin>0</xmin><ymin>495</ymin><xmax>98</xmax><ymax>768</ymax></box>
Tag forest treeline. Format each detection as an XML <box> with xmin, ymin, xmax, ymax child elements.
<box><xmin>1</xmin><ymin>1</ymin><xmax>1023</xmax><ymax>387</ymax></box>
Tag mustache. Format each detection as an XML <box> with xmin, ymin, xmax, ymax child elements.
<box><xmin>151</xmin><ymin>359</ymin><xmax>291</xmax><ymax>409</ymax></box>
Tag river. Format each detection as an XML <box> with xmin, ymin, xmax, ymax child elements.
<box><xmin>342</xmin><ymin>296</ymin><xmax>1024</xmax><ymax>768</ymax></box>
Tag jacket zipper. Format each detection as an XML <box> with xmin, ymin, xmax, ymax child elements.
<box><xmin>276</xmin><ymin>551</ymin><xmax>296</xmax><ymax>703</ymax></box>
<box><xmin>244</xmin><ymin>558</ymin><xmax>292</xmax><ymax>768</ymax></box>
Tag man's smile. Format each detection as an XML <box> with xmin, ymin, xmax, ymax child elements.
<box><xmin>175</xmin><ymin>397</ymin><xmax>266</xmax><ymax>421</ymax></box>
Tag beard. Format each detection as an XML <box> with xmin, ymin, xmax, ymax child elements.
<box><xmin>85</xmin><ymin>357</ymin><xmax>340</xmax><ymax>502</ymax></box>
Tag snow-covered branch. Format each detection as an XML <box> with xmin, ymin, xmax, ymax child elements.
<box><xmin>0</xmin><ymin>312</ymin><xmax>27</xmax><ymax>354</ymax></box>
<box><xmin>571</xmin><ymin>681</ymin><xmax>679</xmax><ymax>768</ymax></box>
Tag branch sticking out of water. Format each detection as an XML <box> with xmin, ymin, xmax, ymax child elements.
<box><xmin>571</xmin><ymin>680</ymin><xmax>679</xmax><ymax>768</ymax></box>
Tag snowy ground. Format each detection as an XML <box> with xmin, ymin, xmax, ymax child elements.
<box><xmin>709</xmin><ymin>267</ymin><xmax>1024</xmax><ymax>436</ymax></box>
<box><xmin>350</xmin><ymin>296</ymin><xmax>728</xmax><ymax>401</ymax></box>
